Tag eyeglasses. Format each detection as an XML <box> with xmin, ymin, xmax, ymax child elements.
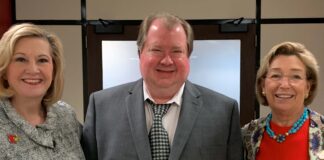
<box><xmin>146</xmin><ymin>47</ymin><xmax>188</xmax><ymax>58</ymax></box>
<box><xmin>266</xmin><ymin>72</ymin><xmax>307</xmax><ymax>84</ymax></box>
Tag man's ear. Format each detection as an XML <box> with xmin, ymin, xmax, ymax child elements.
<box><xmin>138</xmin><ymin>49</ymin><xmax>141</xmax><ymax>58</ymax></box>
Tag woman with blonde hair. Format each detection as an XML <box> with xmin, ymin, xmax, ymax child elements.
<box><xmin>242</xmin><ymin>41</ymin><xmax>323</xmax><ymax>160</ymax></box>
<box><xmin>0</xmin><ymin>23</ymin><xmax>85</xmax><ymax>159</ymax></box>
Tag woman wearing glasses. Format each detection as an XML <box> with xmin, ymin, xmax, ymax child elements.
<box><xmin>242</xmin><ymin>41</ymin><xmax>323</xmax><ymax>160</ymax></box>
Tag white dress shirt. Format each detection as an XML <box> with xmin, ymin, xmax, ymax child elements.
<box><xmin>143</xmin><ymin>81</ymin><xmax>184</xmax><ymax>145</ymax></box>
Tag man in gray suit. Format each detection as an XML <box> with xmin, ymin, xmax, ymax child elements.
<box><xmin>82</xmin><ymin>12</ymin><xmax>242</xmax><ymax>160</ymax></box>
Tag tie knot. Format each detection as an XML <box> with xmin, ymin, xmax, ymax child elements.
<box><xmin>146</xmin><ymin>99</ymin><xmax>171</xmax><ymax>117</ymax></box>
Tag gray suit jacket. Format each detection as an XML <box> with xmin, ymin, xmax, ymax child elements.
<box><xmin>82</xmin><ymin>79</ymin><xmax>242</xmax><ymax>160</ymax></box>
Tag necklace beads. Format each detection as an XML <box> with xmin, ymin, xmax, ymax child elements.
<box><xmin>265</xmin><ymin>108</ymin><xmax>309</xmax><ymax>143</ymax></box>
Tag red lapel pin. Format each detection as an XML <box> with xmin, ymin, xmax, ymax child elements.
<box><xmin>7</xmin><ymin>134</ymin><xmax>19</xmax><ymax>144</ymax></box>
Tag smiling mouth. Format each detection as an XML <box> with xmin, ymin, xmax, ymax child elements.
<box><xmin>157</xmin><ymin>68</ymin><xmax>174</xmax><ymax>73</ymax></box>
<box><xmin>23</xmin><ymin>79</ymin><xmax>42</xmax><ymax>85</ymax></box>
<box><xmin>275</xmin><ymin>94</ymin><xmax>294</xmax><ymax>99</ymax></box>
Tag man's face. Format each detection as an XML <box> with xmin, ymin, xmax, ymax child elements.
<box><xmin>139</xmin><ymin>19</ymin><xmax>190</xmax><ymax>96</ymax></box>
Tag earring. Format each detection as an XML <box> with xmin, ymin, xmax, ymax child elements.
<box><xmin>305</xmin><ymin>94</ymin><xmax>309</xmax><ymax>99</ymax></box>
<box><xmin>262</xmin><ymin>91</ymin><xmax>265</xmax><ymax>96</ymax></box>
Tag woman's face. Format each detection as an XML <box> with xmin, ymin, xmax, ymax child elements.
<box><xmin>262</xmin><ymin>55</ymin><xmax>310</xmax><ymax>113</ymax></box>
<box><xmin>6</xmin><ymin>37</ymin><xmax>53</xmax><ymax>101</ymax></box>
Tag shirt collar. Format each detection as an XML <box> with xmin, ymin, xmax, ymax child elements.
<box><xmin>143</xmin><ymin>81</ymin><xmax>184</xmax><ymax>106</ymax></box>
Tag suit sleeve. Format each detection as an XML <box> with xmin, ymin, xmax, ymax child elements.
<box><xmin>227</xmin><ymin>101</ymin><xmax>243</xmax><ymax>160</ymax></box>
<box><xmin>81</xmin><ymin>93</ymin><xmax>98</xmax><ymax>160</ymax></box>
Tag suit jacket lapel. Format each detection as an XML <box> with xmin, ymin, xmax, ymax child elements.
<box><xmin>125</xmin><ymin>80</ymin><xmax>152</xmax><ymax>160</ymax></box>
<box><xmin>169</xmin><ymin>81</ymin><xmax>202</xmax><ymax>160</ymax></box>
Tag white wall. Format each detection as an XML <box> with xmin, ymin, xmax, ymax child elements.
<box><xmin>87</xmin><ymin>0</ymin><xmax>255</xmax><ymax>20</ymax></box>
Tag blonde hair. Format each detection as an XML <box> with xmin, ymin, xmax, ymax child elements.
<box><xmin>256</xmin><ymin>41</ymin><xmax>319</xmax><ymax>106</ymax></box>
<box><xmin>0</xmin><ymin>23</ymin><xmax>64</xmax><ymax>106</ymax></box>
